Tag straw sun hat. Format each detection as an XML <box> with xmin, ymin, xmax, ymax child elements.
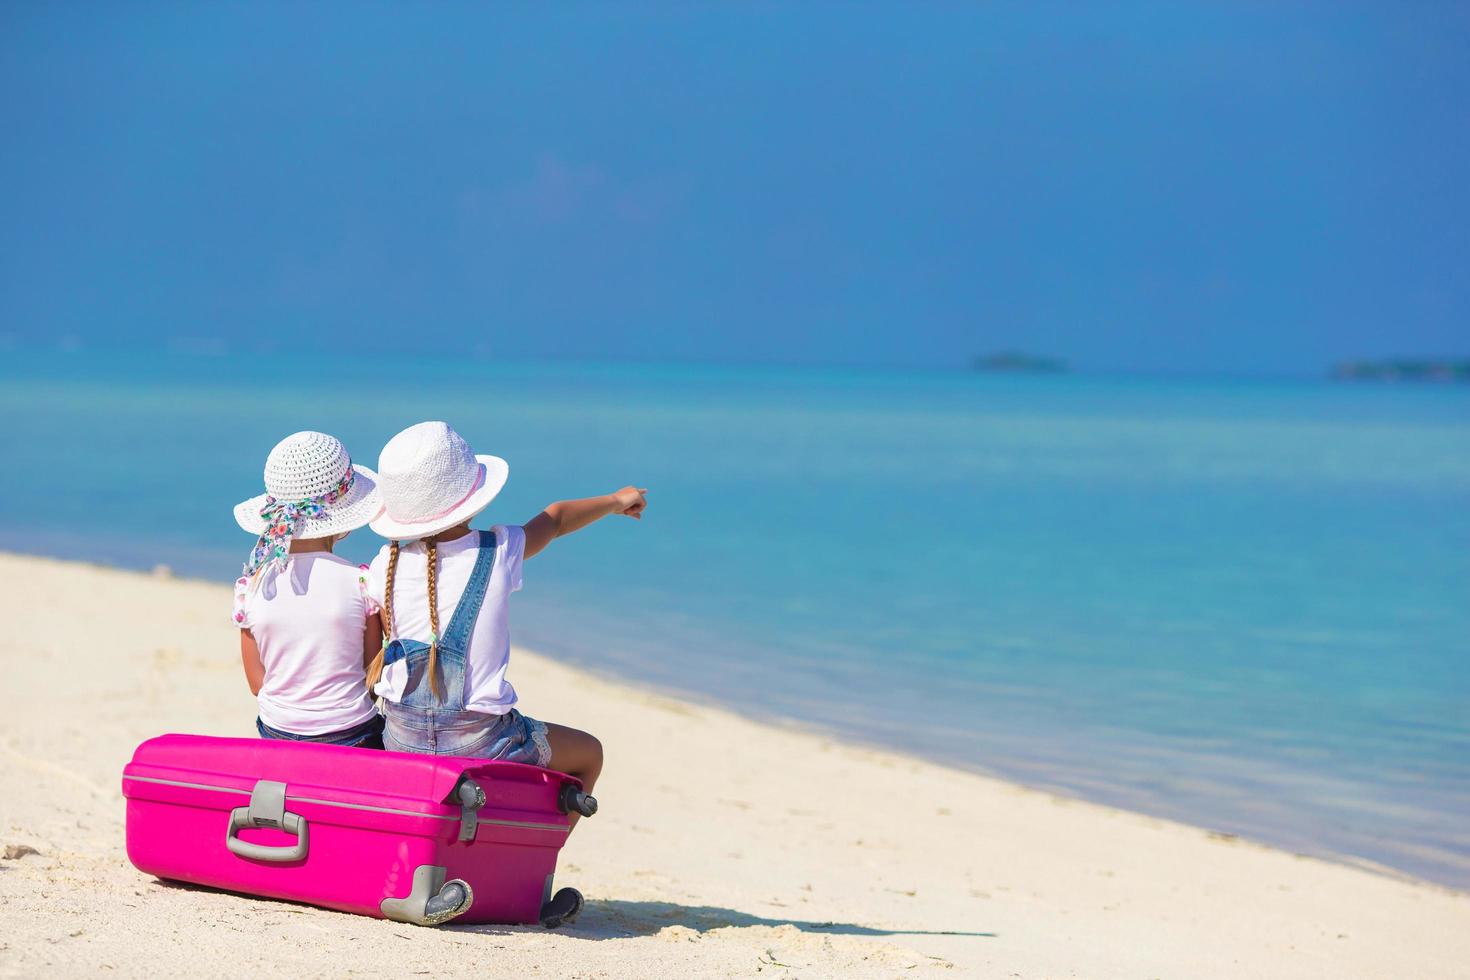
<box><xmin>234</xmin><ymin>431</ymin><xmax>384</xmax><ymax>574</ymax></box>
<box><xmin>369</xmin><ymin>421</ymin><xmax>509</xmax><ymax>541</ymax></box>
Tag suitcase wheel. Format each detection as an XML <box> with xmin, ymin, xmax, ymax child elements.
<box><xmin>381</xmin><ymin>865</ymin><xmax>475</xmax><ymax>927</ymax></box>
<box><xmin>423</xmin><ymin>879</ymin><xmax>474</xmax><ymax>926</ymax></box>
<box><xmin>557</xmin><ymin>784</ymin><xmax>598</xmax><ymax>818</ymax></box>
<box><xmin>539</xmin><ymin>887</ymin><xmax>584</xmax><ymax>929</ymax></box>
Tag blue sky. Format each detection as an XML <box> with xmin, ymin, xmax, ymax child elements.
<box><xmin>2</xmin><ymin>3</ymin><xmax>1466</xmax><ymax>373</ymax></box>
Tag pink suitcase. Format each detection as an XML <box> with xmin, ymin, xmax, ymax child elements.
<box><xmin>121</xmin><ymin>734</ymin><xmax>597</xmax><ymax>926</ymax></box>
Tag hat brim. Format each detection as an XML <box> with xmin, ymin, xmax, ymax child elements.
<box><xmin>367</xmin><ymin>455</ymin><xmax>509</xmax><ymax>541</ymax></box>
<box><xmin>234</xmin><ymin>465</ymin><xmax>384</xmax><ymax>539</ymax></box>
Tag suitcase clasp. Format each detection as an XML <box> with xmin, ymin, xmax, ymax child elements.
<box><xmin>448</xmin><ymin>775</ymin><xmax>486</xmax><ymax>843</ymax></box>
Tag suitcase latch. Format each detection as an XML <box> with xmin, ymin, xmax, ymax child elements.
<box><xmin>447</xmin><ymin>776</ymin><xmax>486</xmax><ymax>842</ymax></box>
<box><xmin>245</xmin><ymin>780</ymin><xmax>288</xmax><ymax>829</ymax></box>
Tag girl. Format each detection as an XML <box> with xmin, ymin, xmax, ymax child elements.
<box><xmin>364</xmin><ymin>420</ymin><xmax>645</xmax><ymax>826</ymax></box>
<box><xmin>233</xmin><ymin>431</ymin><xmax>387</xmax><ymax>748</ymax></box>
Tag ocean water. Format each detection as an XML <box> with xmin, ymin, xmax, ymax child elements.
<box><xmin>4</xmin><ymin>351</ymin><xmax>1468</xmax><ymax>887</ymax></box>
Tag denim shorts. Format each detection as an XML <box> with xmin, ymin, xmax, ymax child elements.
<box><xmin>256</xmin><ymin>714</ymin><xmax>385</xmax><ymax>750</ymax></box>
<box><xmin>383</xmin><ymin>706</ymin><xmax>552</xmax><ymax>766</ymax></box>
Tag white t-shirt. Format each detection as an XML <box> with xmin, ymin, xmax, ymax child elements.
<box><xmin>364</xmin><ymin>525</ymin><xmax>525</xmax><ymax>716</ymax></box>
<box><xmin>231</xmin><ymin>553</ymin><xmax>380</xmax><ymax>736</ymax></box>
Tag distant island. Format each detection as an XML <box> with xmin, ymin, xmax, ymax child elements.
<box><xmin>972</xmin><ymin>351</ymin><xmax>1068</xmax><ymax>373</ymax></box>
<box><xmin>1331</xmin><ymin>359</ymin><xmax>1469</xmax><ymax>383</ymax></box>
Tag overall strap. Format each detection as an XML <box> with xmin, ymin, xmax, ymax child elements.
<box><xmin>439</xmin><ymin>530</ymin><xmax>498</xmax><ymax>652</ymax></box>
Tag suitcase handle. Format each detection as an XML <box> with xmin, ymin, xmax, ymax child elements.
<box><xmin>226</xmin><ymin>806</ymin><xmax>309</xmax><ymax>862</ymax></box>
<box><xmin>225</xmin><ymin>779</ymin><xmax>310</xmax><ymax>863</ymax></box>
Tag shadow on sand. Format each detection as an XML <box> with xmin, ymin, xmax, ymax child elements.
<box><xmin>151</xmin><ymin>880</ymin><xmax>996</xmax><ymax>942</ymax></box>
<box><xmin>456</xmin><ymin>898</ymin><xmax>996</xmax><ymax>941</ymax></box>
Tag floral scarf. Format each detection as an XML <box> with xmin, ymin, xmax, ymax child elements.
<box><xmin>242</xmin><ymin>465</ymin><xmax>357</xmax><ymax>578</ymax></box>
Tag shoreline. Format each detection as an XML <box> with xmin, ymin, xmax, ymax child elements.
<box><xmin>4</xmin><ymin>541</ymin><xmax>1462</xmax><ymax>892</ymax></box>
<box><xmin>2</xmin><ymin>551</ymin><xmax>1467</xmax><ymax>977</ymax></box>
<box><xmin>2</xmin><ymin>542</ymin><xmax>1467</xmax><ymax>893</ymax></box>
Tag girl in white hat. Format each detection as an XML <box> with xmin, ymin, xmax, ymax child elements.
<box><xmin>364</xmin><ymin>421</ymin><xmax>647</xmax><ymax>823</ymax></box>
<box><xmin>233</xmin><ymin>431</ymin><xmax>387</xmax><ymax>748</ymax></box>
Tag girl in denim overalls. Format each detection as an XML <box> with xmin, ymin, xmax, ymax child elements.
<box><xmin>363</xmin><ymin>421</ymin><xmax>646</xmax><ymax>828</ymax></box>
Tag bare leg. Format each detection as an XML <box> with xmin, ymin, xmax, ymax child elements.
<box><xmin>544</xmin><ymin>722</ymin><xmax>603</xmax><ymax>831</ymax></box>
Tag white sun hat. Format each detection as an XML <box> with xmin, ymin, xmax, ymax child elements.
<box><xmin>368</xmin><ymin>421</ymin><xmax>509</xmax><ymax>541</ymax></box>
<box><xmin>234</xmin><ymin>432</ymin><xmax>384</xmax><ymax>574</ymax></box>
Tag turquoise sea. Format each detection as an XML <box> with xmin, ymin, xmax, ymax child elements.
<box><xmin>5</xmin><ymin>351</ymin><xmax>1468</xmax><ymax>887</ymax></box>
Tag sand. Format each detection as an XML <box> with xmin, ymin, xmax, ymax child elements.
<box><xmin>0</xmin><ymin>553</ymin><xmax>1465</xmax><ymax>978</ymax></box>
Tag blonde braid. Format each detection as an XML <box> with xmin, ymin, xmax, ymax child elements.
<box><xmin>425</xmin><ymin>538</ymin><xmax>443</xmax><ymax>701</ymax></box>
<box><xmin>364</xmin><ymin>541</ymin><xmax>399</xmax><ymax>691</ymax></box>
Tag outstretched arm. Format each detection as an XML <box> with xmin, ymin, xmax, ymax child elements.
<box><xmin>523</xmin><ymin>486</ymin><xmax>647</xmax><ymax>559</ymax></box>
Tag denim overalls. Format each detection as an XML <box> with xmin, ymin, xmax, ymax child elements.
<box><xmin>381</xmin><ymin>530</ymin><xmax>550</xmax><ymax>764</ymax></box>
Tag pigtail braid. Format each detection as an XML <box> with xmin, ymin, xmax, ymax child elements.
<box><xmin>364</xmin><ymin>541</ymin><xmax>400</xmax><ymax>692</ymax></box>
<box><xmin>425</xmin><ymin>538</ymin><xmax>443</xmax><ymax>701</ymax></box>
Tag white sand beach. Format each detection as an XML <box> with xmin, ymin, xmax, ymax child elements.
<box><xmin>0</xmin><ymin>552</ymin><xmax>1465</xmax><ymax>978</ymax></box>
